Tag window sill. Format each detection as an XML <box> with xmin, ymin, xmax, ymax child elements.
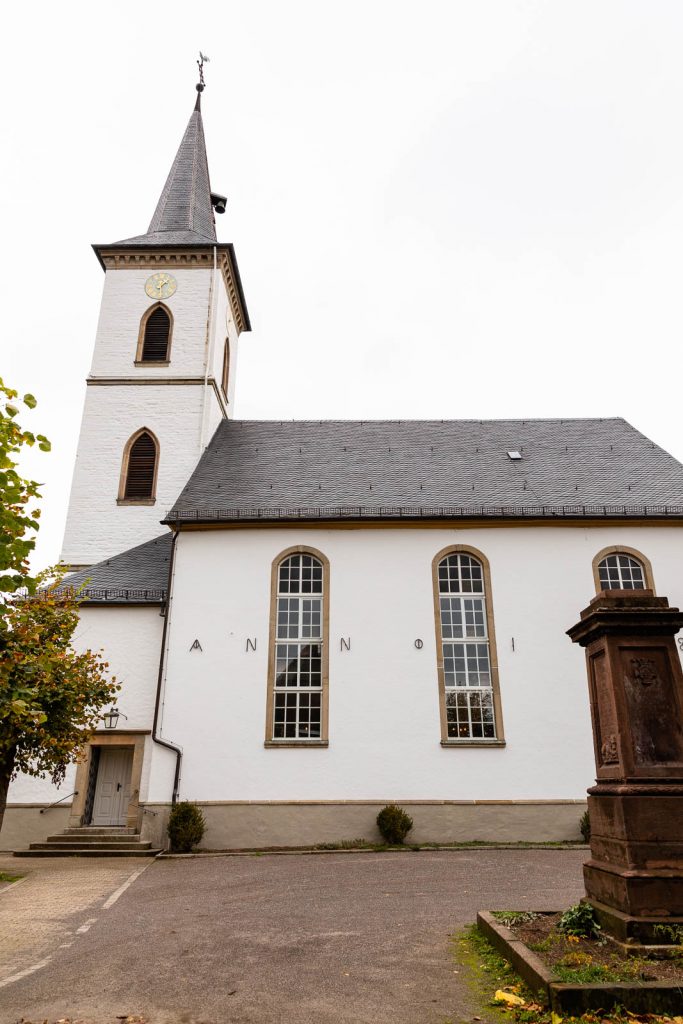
<box><xmin>440</xmin><ymin>739</ymin><xmax>506</xmax><ymax>748</ymax></box>
<box><xmin>264</xmin><ymin>740</ymin><xmax>329</xmax><ymax>748</ymax></box>
<box><xmin>117</xmin><ymin>498</ymin><xmax>156</xmax><ymax>506</ymax></box>
<box><xmin>134</xmin><ymin>360</ymin><xmax>170</xmax><ymax>367</ymax></box>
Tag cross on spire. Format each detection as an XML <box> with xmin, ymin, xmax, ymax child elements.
<box><xmin>195</xmin><ymin>52</ymin><xmax>210</xmax><ymax>110</ymax></box>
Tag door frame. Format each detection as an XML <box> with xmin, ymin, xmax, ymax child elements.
<box><xmin>70</xmin><ymin>731</ymin><xmax>149</xmax><ymax>829</ymax></box>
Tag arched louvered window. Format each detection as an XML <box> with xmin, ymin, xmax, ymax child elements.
<box><xmin>119</xmin><ymin>429</ymin><xmax>159</xmax><ymax>502</ymax></box>
<box><xmin>221</xmin><ymin>339</ymin><xmax>230</xmax><ymax>399</ymax></box>
<box><xmin>594</xmin><ymin>548</ymin><xmax>653</xmax><ymax>592</ymax></box>
<box><xmin>266</xmin><ymin>548</ymin><xmax>330</xmax><ymax>745</ymax></box>
<box><xmin>433</xmin><ymin>547</ymin><xmax>504</xmax><ymax>743</ymax></box>
<box><xmin>137</xmin><ymin>304</ymin><xmax>172</xmax><ymax>363</ymax></box>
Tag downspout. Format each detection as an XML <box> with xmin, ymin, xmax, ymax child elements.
<box><xmin>199</xmin><ymin>245</ymin><xmax>218</xmax><ymax>452</ymax></box>
<box><xmin>152</xmin><ymin>529</ymin><xmax>182</xmax><ymax>804</ymax></box>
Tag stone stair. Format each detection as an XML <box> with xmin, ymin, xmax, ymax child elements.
<box><xmin>15</xmin><ymin>826</ymin><xmax>162</xmax><ymax>857</ymax></box>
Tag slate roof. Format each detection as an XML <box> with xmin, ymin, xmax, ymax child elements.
<box><xmin>63</xmin><ymin>534</ymin><xmax>172</xmax><ymax>604</ymax></box>
<box><xmin>166</xmin><ymin>418</ymin><xmax>683</xmax><ymax>523</ymax></box>
<box><xmin>115</xmin><ymin>95</ymin><xmax>216</xmax><ymax>247</ymax></box>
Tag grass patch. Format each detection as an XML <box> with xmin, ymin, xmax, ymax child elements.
<box><xmin>0</xmin><ymin>871</ymin><xmax>22</xmax><ymax>883</ymax></box>
<box><xmin>314</xmin><ymin>838</ymin><xmax>372</xmax><ymax>850</ymax></box>
<box><xmin>552</xmin><ymin>958</ymin><xmax>660</xmax><ymax>984</ymax></box>
<box><xmin>457</xmin><ymin>923</ymin><xmax>522</xmax><ymax>990</ymax></box>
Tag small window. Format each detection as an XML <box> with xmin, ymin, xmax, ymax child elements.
<box><xmin>598</xmin><ymin>553</ymin><xmax>646</xmax><ymax>591</ymax></box>
<box><xmin>433</xmin><ymin>548</ymin><xmax>503</xmax><ymax>743</ymax></box>
<box><xmin>267</xmin><ymin>549</ymin><xmax>329</xmax><ymax>744</ymax></box>
<box><xmin>121</xmin><ymin>430</ymin><xmax>158</xmax><ymax>501</ymax></box>
<box><xmin>221</xmin><ymin>339</ymin><xmax>230</xmax><ymax>399</ymax></box>
<box><xmin>138</xmin><ymin>305</ymin><xmax>172</xmax><ymax>362</ymax></box>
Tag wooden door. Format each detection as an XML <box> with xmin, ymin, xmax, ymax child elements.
<box><xmin>91</xmin><ymin>747</ymin><xmax>133</xmax><ymax>826</ymax></box>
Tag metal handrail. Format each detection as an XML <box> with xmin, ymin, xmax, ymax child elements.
<box><xmin>39</xmin><ymin>790</ymin><xmax>78</xmax><ymax>814</ymax></box>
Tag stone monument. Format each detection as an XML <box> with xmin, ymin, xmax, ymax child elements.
<box><xmin>568</xmin><ymin>589</ymin><xmax>683</xmax><ymax>946</ymax></box>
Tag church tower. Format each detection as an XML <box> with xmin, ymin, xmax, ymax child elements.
<box><xmin>61</xmin><ymin>75</ymin><xmax>250</xmax><ymax>569</ymax></box>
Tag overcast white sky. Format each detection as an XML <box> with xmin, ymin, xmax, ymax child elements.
<box><xmin>3</xmin><ymin>0</ymin><xmax>683</xmax><ymax>569</ymax></box>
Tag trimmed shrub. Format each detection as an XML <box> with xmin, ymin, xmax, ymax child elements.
<box><xmin>377</xmin><ymin>804</ymin><xmax>413</xmax><ymax>845</ymax></box>
<box><xmin>579</xmin><ymin>810</ymin><xmax>591</xmax><ymax>844</ymax></box>
<box><xmin>167</xmin><ymin>801</ymin><xmax>206</xmax><ymax>853</ymax></box>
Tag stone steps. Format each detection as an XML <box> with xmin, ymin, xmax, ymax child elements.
<box><xmin>15</xmin><ymin>827</ymin><xmax>162</xmax><ymax>858</ymax></box>
<box><xmin>14</xmin><ymin>847</ymin><xmax>161</xmax><ymax>858</ymax></box>
<box><xmin>46</xmin><ymin>834</ymin><xmax>147</xmax><ymax>845</ymax></box>
<box><xmin>63</xmin><ymin>826</ymin><xmax>137</xmax><ymax>836</ymax></box>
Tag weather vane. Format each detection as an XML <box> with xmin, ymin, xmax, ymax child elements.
<box><xmin>197</xmin><ymin>52</ymin><xmax>210</xmax><ymax>93</ymax></box>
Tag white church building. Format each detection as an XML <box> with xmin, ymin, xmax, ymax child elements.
<box><xmin>6</xmin><ymin>81</ymin><xmax>683</xmax><ymax>852</ymax></box>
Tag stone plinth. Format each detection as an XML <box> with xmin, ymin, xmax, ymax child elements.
<box><xmin>568</xmin><ymin>590</ymin><xmax>683</xmax><ymax>940</ymax></box>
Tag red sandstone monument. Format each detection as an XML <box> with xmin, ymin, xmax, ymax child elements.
<box><xmin>568</xmin><ymin>589</ymin><xmax>683</xmax><ymax>947</ymax></box>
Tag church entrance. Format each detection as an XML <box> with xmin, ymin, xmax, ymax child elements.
<box><xmin>90</xmin><ymin>746</ymin><xmax>134</xmax><ymax>826</ymax></box>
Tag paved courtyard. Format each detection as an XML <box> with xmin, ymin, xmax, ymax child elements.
<box><xmin>0</xmin><ymin>849</ymin><xmax>586</xmax><ymax>1024</ymax></box>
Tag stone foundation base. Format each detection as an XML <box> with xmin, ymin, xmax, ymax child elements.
<box><xmin>0</xmin><ymin>805</ymin><xmax>71</xmax><ymax>850</ymax></box>
<box><xmin>4</xmin><ymin>800</ymin><xmax>586</xmax><ymax>852</ymax></box>
<box><xmin>138</xmin><ymin>799</ymin><xmax>587</xmax><ymax>852</ymax></box>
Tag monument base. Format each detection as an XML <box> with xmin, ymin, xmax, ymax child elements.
<box><xmin>585</xmin><ymin>858</ymin><xmax>683</xmax><ymax>919</ymax></box>
<box><xmin>586</xmin><ymin>896</ymin><xmax>683</xmax><ymax>949</ymax></box>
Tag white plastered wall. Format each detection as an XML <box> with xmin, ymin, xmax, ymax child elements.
<box><xmin>61</xmin><ymin>385</ymin><xmax>223</xmax><ymax>565</ymax></box>
<box><xmin>61</xmin><ymin>262</ymin><xmax>235</xmax><ymax>566</ymax></box>
<box><xmin>209</xmin><ymin>276</ymin><xmax>240</xmax><ymax>412</ymax></box>
<box><xmin>150</xmin><ymin>524</ymin><xmax>683</xmax><ymax>805</ymax></box>
<box><xmin>7</xmin><ymin>605</ymin><xmax>164</xmax><ymax>810</ymax></box>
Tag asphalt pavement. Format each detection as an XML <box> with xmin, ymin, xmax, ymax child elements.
<box><xmin>0</xmin><ymin>849</ymin><xmax>586</xmax><ymax>1024</ymax></box>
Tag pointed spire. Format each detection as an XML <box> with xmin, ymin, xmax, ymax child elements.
<box><xmin>115</xmin><ymin>64</ymin><xmax>217</xmax><ymax>246</ymax></box>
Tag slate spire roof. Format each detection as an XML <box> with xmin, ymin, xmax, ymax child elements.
<box><xmin>114</xmin><ymin>87</ymin><xmax>217</xmax><ymax>247</ymax></box>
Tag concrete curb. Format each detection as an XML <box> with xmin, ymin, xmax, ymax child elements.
<box><xmin>157</xmin><ymin>843</ymin><xmax>589</xmax><ymax>859</ymax></box>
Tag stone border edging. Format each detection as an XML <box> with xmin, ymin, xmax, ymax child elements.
<box><xmin>476</xmin><ymin>911</ymin><xmax>553</xmax><ymax>999</ymax></box>
<box><xmin>476</xmin><ymin>911</ymin><xmax>683</xmax><ymax>1014</ymax></box>
<box><xmin>157</xmin><ymin>843</ymin><xmax>588</xmax><ymax>859</ymax></box>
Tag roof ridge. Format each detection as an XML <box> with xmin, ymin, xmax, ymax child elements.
<box><xmin>216</xmin><ymin>417</ymin><xmax>627</xmax><ymax>426</ymax></box>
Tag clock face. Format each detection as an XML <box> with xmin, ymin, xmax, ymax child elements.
<box><xmin>144</xmin><ymin>272</ymin><xmax>177</xmax><ymax>300</ymax></box>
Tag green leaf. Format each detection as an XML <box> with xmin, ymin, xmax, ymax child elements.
<box><xmin>22</xmin><ymin>394</ymin><xmax>37</xmax><ymax>409</ymax></box>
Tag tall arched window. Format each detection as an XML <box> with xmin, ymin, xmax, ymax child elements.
<box><xmin>119</xmin><ymin>429</ymin><xmax>159</xmax><ymax>502</ymax></box>
<box><xmin>137</xmin><ymin>304</ymin><xmax>172</xmax><ymax>363</ymax></box>
<box><xmin>221</xmin><ymin>338</ymin><xmax>230</xmax><ymax>399</ymax></box>
<box><xmin>594</xmin><ymin>547</ymin><xmax>653</xmax><ymax>592</ymax></box>
<box><xmin>433</xmin><ymin>547</ymin><xmax>503</xmax><ymax>743</ymax></box>
<box><xmin>266</xmin><ymin>548</ymin><xmax>329</xmax><ymax>745</ymax></box>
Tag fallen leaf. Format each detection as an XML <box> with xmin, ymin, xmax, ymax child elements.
<box><xmin>551</xmin><ymin>1013</ymin><xmax>563</xmax><ymax>1024</ymax></box>
<box><xmin>494</xmin><ymin>990</ymin><xmax>525</xmax><ymax>1006</ymax></box>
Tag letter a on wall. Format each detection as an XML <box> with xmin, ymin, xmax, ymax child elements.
<box><xmin>190</xmin><ymin>639</ymin><xmax>203</xmax><ymax>652</ymax></box>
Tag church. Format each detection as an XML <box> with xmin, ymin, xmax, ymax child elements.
<box><xmin>6</xmin><ymin>77</ymin><xmax>683</xmax><ymax>853</ymax></box>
